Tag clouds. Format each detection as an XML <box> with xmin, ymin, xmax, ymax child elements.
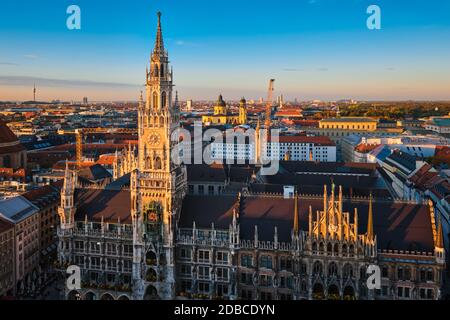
<box><xmin>282</xmin><ymin>68</ymin><xmax>304</xmax><ymax>72</ymax></box>
<box><xmin>0</xmin><ymin>75</ymin><xmax>140</xmax><ymax>89</ymax></box>
<box><xmin>0</xmin><ymin>62</ymin><xmax>18</xmax><ymax>66</ymax></box>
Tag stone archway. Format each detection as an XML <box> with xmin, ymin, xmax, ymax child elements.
<box><xmin>343</xmin><ymin>286</ymin><xmax>356</xmax><ymax>300</ymax></box>
<box><xmin>146</xmin><ymin>251</ymin><xmax>157</xmax><ymax>266</ymax></box>
<box><xmin>144</xmin><ymin>285</ymin><xmax>159</xmax><ymax>300</ymax></box>
<box><xmin>146</xmin><ymin>268</ymin><xmax>157</xmax><ymax>282</ymax></box>
<box><xmin>84</xmin><ymin>291</ymin><xmax>97</xmax><ymax>300</ymax></box>
<box><xmin>327</xmin><ymin>284</ymin><xmax>340</xmax><ymax>300</ymax></box>
<box><xmin>118</xmin><ymin>295</ymin><xmax>131</xmax><ymax>300</ymax></box>
<box><xmin>100</xmin><ymin>293</ymin><xmax>115</xmax><ymax>300</ymax></box>
<box><xmin>67</xmin><ymin>290</ymin><xmax>80</xmax><ymax>300</ymax></box>
<box><xmin>312</xmin><ymin>283</ymin><xmax>325</xmax><ymax>300</ymax></box>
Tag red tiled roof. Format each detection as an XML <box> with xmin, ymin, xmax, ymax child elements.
<box><xmin>293</xmin><ymin>120</ymin><xmax>319</xmax><ymax>127</ymax></box>
<box><xmin>0</xmin><ymin>168</ymin><xmax>26</xmax><ymax>179</ymax></box>
<box><xmin>0</xmin><ymin>121</ymin><xmax>19</xmax><ymax>144</ymax></box>
<box><xmin>22</xmin><ymin>184</ymin><xmax>60</xmax><ymax>208</ymax></box>
<box><xmin>53</xmin><ymin>161</ymin><xmax>95</xmax><ymax>170</ymax></box>
<box><xmin>355</xmin><ymin>143</ymin><xmax>381</xmax><ymax>154</ymax></box>
<box><xmin>275</xmin><ymin>109</ymin><xmax>303</xmax><ymax>117</ymax></box>
<box><xmin>96</xmin><ymin>155</ymin><xmax>117</xmax><ymax>165</ymax></box>
<box><xmin>433</xmin><ymin>146</ymin><xmax>450</xmax><ymax>166</ymax></box>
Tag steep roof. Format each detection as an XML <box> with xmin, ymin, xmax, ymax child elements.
<box><xmin>78</xmin><ymin>164</ymin><xmax>112</xmax><ymax>182</ymax></box>
<box><xmin>74</xmin><ymin>188</ymin><xmax>132</xmax><ymax>224</ymax></box>
<box><xmin>179</xmin><ymin>194</ymin><xmax>435</xmax><ymax>252</ymax></box>
<box><xmin>0</xmin><ymin>121</ymin><xmax>19</xmax><ymax>144</ymax></box>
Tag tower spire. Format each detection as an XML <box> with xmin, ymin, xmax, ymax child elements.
<box><xmin>367</xmin><ymin>192</ymin><xmax>374</xmax><ymax>241</ymax></box>
<box><xmin>293</xmin><ymin>189</ymin><xmax>299</xmax><ymax>234</ymax></box>
<box><xmin>154</xmin><ymin>11</ymin><xmax>164</xmax><ymax>54</ymax></box>
<box><xmin>436</xmin><ymin>216</ymin><xmax>444</xmax><ymax>248</ymax></box>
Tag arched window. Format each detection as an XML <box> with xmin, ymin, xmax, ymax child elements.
<box><xmin>427</xmin><ymin>268</ymin><xmax>434</xmax><ymax>282</ymax></box>
<box><xmin>160</xmin><ymin>64</ymin><xmax>164</xmax><ymax>77</ymax></box>
<box><xmin>342</xmin><ymin>244</ymin><xmax>347</xmax><ymax>257</ymax></box>
<box><xmin>300</xmin><ymin>262</ymin><xmax>307</xmax><ymax>275</ymax></box>
<box><xmin>319</xmin><ymin>242</ymin><xmax>324</xmax><ymax>253</ymax></box>
<box><xmin>153</xmin><ymin>65</ymin><xmax>159</xmax><ymax>77</ymax></box>
<box><xmin>349</xmin><ymin>245</ymin><xmax>355</xmax><ymax>257</ymax></box>
<box><xmin>328</xmin><ymin>262</ymin><xmax>338</xmax><ymax>277</ymax></box>
<box><xmin>161</xmin><ymin>91</ymin><xmax>167</xmax><ymax>108</ymax></box>
<box><xmin>327</xmin><ymin>243</ymin><xmax>332</xmax><ymax>256</ymax></box>
<box><xmin>312</xmin><ymin>242</ymin><xmax>317</xmax><ymax>254</ymax></box>
<box><xmin>343</xmin><ymin>264</ymin><xmax>353</xmax><ymax>278</ymax></box>
<box><xmin>360</xmin><ymin>266</ymin><xmax>367</xmax><ymax>280</ymax></box>
<box><xmin>154</xmin><ymin>157</ymin><xmax>162</xmax><ymax>170</ymax></box>
<box><xmin>153</xmin><ymin>92</ymin><xmax>158</xmax><ymax>109</ymax></box>
<box><xmin>333</xmin><ymin>243</ymin><xmax>339</xmax><ymax>255</ymax></box>
<box><xmin>301</xmin><ymin>280</ymin><xmax>307</xmax><ymax>293</ymax></box>
<box><xmin>404</xmin><ymin>267</ymin><xmax>411</xmax><ymax>281</ymax></box>
<box><xmin>313</xmin><ymin>261</ymin><xmax>323</xmax><ymax>276</ymax></box>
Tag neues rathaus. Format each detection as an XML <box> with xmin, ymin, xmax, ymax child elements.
<box><xmin>57</xmin><ymin>12</ymin><xmax>446</xmax><ymax>300</ymax></box>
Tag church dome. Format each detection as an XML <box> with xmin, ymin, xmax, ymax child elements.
<box><xmin>216</xmin><ymin>94</ymin><xmax>226</xmax><ymax>107</ymax></box>
<box><xmin>240</xmin><ymin>97</ymin><xmax>246</xmax><ymax>105</ymax></box>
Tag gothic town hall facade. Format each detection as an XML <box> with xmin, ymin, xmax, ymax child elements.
<box><xmin>57</xmin><ymin>12</ymin><xmax>446</xmax><ymax>300</ymax></box>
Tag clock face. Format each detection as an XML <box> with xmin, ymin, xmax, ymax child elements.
<box><xmin>148</xmin><ymin>132</ymin><xmax>161</xmax><ymax>146</ymax></box>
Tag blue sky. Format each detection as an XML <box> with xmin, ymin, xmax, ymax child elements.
<box><xmin>0</xmin><ymin>0</ymin><xmax>450</xmax><ymax>101</ymax></box>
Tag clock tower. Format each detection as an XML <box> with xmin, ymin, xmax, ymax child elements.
<box><xmin>133</xmin><ymin>12</ymin><xmax>187</xmax><ymax>300</ymax></box>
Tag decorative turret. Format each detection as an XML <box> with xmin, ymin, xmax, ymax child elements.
<box><xmin>366</xmin><ymin>193</ymin><xmax>374</xmax><ymax>242</ymax></box>
<box><xmin>58</xmin><ymin>161</ymin><xmax>77</xmax><ymax>230</ymax></box>
<box><xmin>434</xmin><ymin>215</ymin><xmax>445</xmax><ymax>263</ymax></box>
<box><xmin>293</xmin><ymin>190</ymin><xmax>299</xmax><ymax>235</ymax></box>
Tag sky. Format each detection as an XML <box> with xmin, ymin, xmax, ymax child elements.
<box><xmin>0</xmin><ymin>0</ymin><xmax>450</xmax><ymax>102</ymax></box>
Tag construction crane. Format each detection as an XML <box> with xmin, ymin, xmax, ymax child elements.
<box><xmin>264</xmin><ymin>79</ymin><xmax>275</xmax><ymax>132</ymax></box>
<box><xmin>57</xmin><ymin>127</ymin><xmax>137</xmax><ymax>169</ymax></box>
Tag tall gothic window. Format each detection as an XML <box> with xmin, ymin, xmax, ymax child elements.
<box><xmin>313</xmin><ymin>261</ymin><xmax>323</xmax><ymax>276</ymax></box>
<box><xmin>154</xmin><ymin>157</ymin><xmax>162</xmax><ymax>170</ymax></box>
<box><xmin>153</xmin><ymin>65</ymin><xmax>159</xmax><ymax>78</ymax></box>
<box><xmin>161</xmin><ymin>91</ymin><xmax>167</xmax><ymax>108</ymax></box>
<box><xmin>153</xmin><ymin>92</ymin><xmax>158</xmax><ymax>109</ymax></box>
<box><xmin>328</xmin><ymin>262</ymin><xmax>338</xmax><ymax>277</ymax></box>
<box><xmin>160</xmin><ymin>64</ymin><xmax>164</xmax><ymax>77</ymax></box>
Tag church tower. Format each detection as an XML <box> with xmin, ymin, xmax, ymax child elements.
<box><xmin>133</xmin><ymin>12</ymin><xmax>187</xmax><ymax>300</ymax></box>
<box><xmin>239</xmin><ymin>97</ymin><xmax>247</xmax><ymax>124</ymax></box>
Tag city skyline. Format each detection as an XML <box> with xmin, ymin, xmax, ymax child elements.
<box><xmin>1</xmin><ymin>0</ymin><xmax>450</xmax><ymax>101</ymax></box>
